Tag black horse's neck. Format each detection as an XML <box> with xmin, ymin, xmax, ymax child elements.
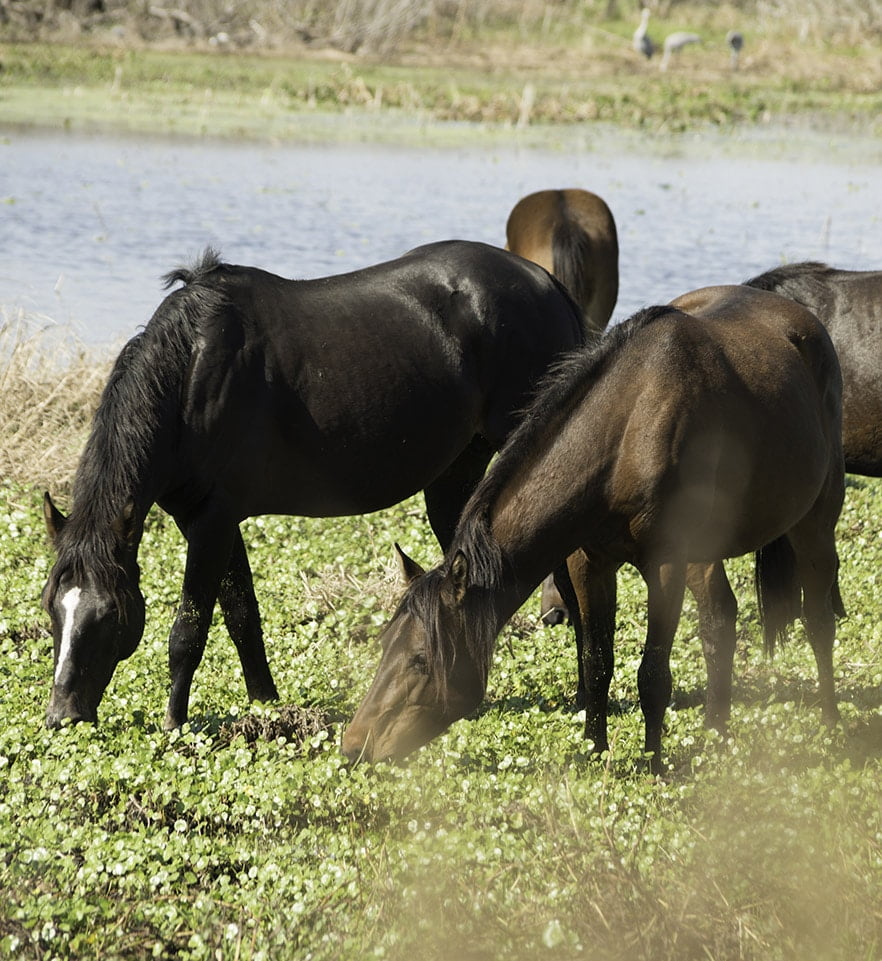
<box><xmin>58</xmin><ymin>282</ymin><xmax>206</xmax><ymax>589</ymax></box>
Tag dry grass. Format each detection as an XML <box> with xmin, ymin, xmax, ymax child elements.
<box><xmin>5</xmin><ymin>0</ymin><xmax>882</xmax><ymax>54</ymax></box>
<box><xmin>0</xmin><ymin>309</ymin><xmax>110</xmax><ymax>495</ymax></box>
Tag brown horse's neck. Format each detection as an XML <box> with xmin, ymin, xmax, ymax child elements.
<box><xmin>484</xmin><ymin>442</ymin><xmax>609</xmax><ymax>626</ymax></box>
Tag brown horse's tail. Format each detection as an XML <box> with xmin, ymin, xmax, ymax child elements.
<box><xmin>551</xmin><ymin>219</ymin><xmax>592</xmax><ymax>324</ymax></box>
<box><xmin>754</xmin><ymin>536</ymin><xmax>802</xmax><ymax>654</ymax></box>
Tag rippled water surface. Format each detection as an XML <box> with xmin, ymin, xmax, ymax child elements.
<box><xmin>1</xmin><ymin>129</ymin><xmax>880</xmax><ymax>345</ymax></box>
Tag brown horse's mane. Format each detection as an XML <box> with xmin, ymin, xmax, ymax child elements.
<box><xmin>414</xmin><ymin>304</ymin><xmax>676</xmax><ymax>698</ymax></box>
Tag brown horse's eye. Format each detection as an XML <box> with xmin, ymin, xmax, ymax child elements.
<box><xmin>410</xmin><ymin>652</ymin><xmax>429</xmax><ymax>675</ymax></box>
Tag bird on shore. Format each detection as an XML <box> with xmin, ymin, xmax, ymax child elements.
<box><xmin>633</xmin><ymin>8</ymin><xmax>655</xmax><ymax>58</ymax></box>
<box><xmin>660</xmin><ymin>30</ymin><xmax>702</xmax><ymax>70</ymax></box>
<box><xmin>726</xmin><ymin>30</ymin><xmax>744</xmax><ymax>70</ymax></box>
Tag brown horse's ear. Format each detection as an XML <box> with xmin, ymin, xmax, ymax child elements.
<box><xmin>111</xmin><ymin>501</ymin><xmax>138</xmax><ymax>548</ymax></box>
<box><xmin>449</xmin><ymin>550</ymin><xmax>469</xmax><ymax>603</ymax></box>
<box><xmin>43</xmin><ymin>492</ymin><xmax>66</xmax><ymax>545</ymax></box>
<box><xmin>394</xmin><ymin>543</ymin><xmax>425</xmax><ymax>583</ymax></box>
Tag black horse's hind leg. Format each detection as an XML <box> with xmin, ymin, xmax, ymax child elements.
<box><xmin>423</xmin><ymin>435</ymin><xmax>494</xmax><ymax>549</ymax></box>
<box><xmin>553</xmin><ymin>555</ymin><xmax>584</xmax><ymax>706</ymax></box>
<box><xmin>164</xmin><ymin>514</ymin><xmax>239</xmax><ymax>730</ymax></box>
<box><xmin>686</xmin><ymin>561</ymin><xmax>738</xmax><ymax>734</ymax></box>
<box><xmin>218</xmin><ymin>527</ymin><xmax>279</xmax><ymax>705</ymax></box>
<box><xmin>540</xmin><ymin>572</ymin><xmax>569</xmax><ymax>626</ymax></box>
<box><xmin>568</xmin><ymin>553</ymin><xmax>617</xmax><ymax>758</ymax></box>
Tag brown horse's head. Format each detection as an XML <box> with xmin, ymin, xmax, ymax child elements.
<box><xmin>342</xmin><ymin>546</ymin><xmax>488</xmax><ymax>763</ymax></box>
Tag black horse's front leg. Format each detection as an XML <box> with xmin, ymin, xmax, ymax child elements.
<box><xmin>164</xmin><ymin>515</ymin><xmax>238</xmax><ymax>730</ymax></box>
<box><xmin>217</xmin><ymin>527</ymin><xmax>278</xmax><ymax>704</ymax></box>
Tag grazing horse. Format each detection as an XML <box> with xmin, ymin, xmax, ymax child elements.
<box><xmin>342</xmin><ymin>285</ymin><xmax>844</xmax><ymax>772</ymax></box>
<box><xmin>505</xmin><ymin>188</ymin><xmax>619</xmax><ymax>338</ymax></box>
<box><xmin>505</xmin><ymin>187</ymin><xmax>619</xmax><ymax>625</ymax></box>
<box><xmin>746</xmin><ymin>262</ymin><xmax>882</xmax><ymax>476</ymax></box>
<box><xmin>41</xmin><ymin>241</ymin><xmax>585</xmax><ymax>730</ymax></box>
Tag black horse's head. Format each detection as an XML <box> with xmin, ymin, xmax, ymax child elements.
<box><xmin>41</xmin><ymin>493</ymin><xmax>145</xmax><ymax>727</ymax></box>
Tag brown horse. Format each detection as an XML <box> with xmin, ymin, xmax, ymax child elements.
<box><xmin>505</xmin><ymin>188</ymin><xmax>620</xmax><ymax>625</ymax></box>
<box><xmin>505</xmin><ymin>188</ymin><xmax>619</xmax><ymax>337</ymax></box>
<box><xmin>342</xmin><ymin>285</ymin><xmax>844</xmax><ymax>772</ymax></box>
<box><xmin>746</xmin><ymin>262</ymin><xmax>882</xmax><ymax>476</ymax></box>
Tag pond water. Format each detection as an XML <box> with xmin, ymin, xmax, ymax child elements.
<box><xmin>1</xmin><ymin>127</ymin><xmax>880</xmax><ymax>346</ymax></box>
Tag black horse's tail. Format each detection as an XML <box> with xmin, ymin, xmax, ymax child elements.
<box><xmin>551</xmin><ymin>219</ymin><xmax>592</xmax><ymax>323</ymax></box>
<box><xmin>162</xmin><ymin>247</ymin><xmax>224</xmax><ymax>290</ymax></box>
<box><xmin>754</xmin><ymin>536</ymin><xmax>802</xmax><ymax>654</ymax></box>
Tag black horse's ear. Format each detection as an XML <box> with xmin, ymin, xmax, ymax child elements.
<box><xmin>394</xmin><ymin>543</ymin><xmax>425</xmax><ymax>583</ymax></box>
<box><xmin>111</xmin><ymin>501</ymin><xmax>138</xmax><ymax>548</ymax></box>
<box><xmin>43</xmin><ymin>492</ymin><xmax>66</xmax><ymax>545</ymax></box>
<box><xmin>449</xmin><ymin>550</ymin><xmax>469</xmax><ymax>602</ymax></box>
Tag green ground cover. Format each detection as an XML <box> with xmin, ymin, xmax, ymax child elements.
<box><xmin>1</xmin><ymin>472</ymin><xmax>881</xmax><ymax>960</ymax></box>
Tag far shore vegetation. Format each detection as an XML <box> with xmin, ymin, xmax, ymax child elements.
<box><xmin>1</xmin><ymin>0</ymin><xmax>881</xmax><ymax>141</ymax></box>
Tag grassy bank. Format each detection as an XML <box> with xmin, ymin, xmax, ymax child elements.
<box><xmin>1</xmin><ymin>307</ymin><xmax>882</xmax><ymax>961</ymax></box>
<box><xmin>2</xmin><ymin>0</ymin><xmax>882</xmax><ymax>141</ymax></box>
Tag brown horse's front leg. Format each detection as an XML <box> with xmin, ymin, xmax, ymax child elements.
<box><xmin>569</xmin><ymin>553</ymin><xmax>617</xmax><ymax>757</ymax></box>
<box><xmin>638</xmin><ymin>560</ymin><xmax>687</xmax><ymax>774</ymax></box>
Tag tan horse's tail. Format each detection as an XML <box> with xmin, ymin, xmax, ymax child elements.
<box><xmin>551</xmin><ymin>219</ymin><xmax>593</xmax><ymax>325</ymax></box>
<box><xmin>754</xmin><ymin>536</ymin><xmax>801</xmax><ymax>654</ymax></box>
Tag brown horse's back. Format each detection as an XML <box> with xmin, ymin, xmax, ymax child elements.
<box><xmin>511</xmin><ymin>285</ymin><xmax>843</xmax><ymax>569</ymax></box>
<box><xmin>505</xmin><ymin>188</ymin><xmax>618</xmax><ymax>335</ymax></box>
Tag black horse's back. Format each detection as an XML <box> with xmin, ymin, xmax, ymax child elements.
<box><xmin>746</xmin><ymin>261</ymin><xmax>882</xmax><ymax>476</ymax></box>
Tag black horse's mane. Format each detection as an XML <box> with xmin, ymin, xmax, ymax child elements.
<box><xmin>50</xmin><ymin>249</ymin><xmax>228</xmax><ymax>596</ymax></box>
<box><xmin>744</xmin><ymin>261</ymin><xmax>833</xmax><ymax>297</ymax></box>
<box><xmin>413</xmin><ymin>303</ymin><xmax>676</xmax><ymax>695</ymax></box>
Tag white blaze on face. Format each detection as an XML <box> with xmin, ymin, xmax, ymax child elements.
<box><xmin>55</xmin><ymin>587</ymin><xmax>82</xmax><ymax>684</ymax></box>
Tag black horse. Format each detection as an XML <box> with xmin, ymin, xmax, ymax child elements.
<box><xmin>746</xmin><ymin>262</ymin><xmax>882</xmax><ymax>475</ymax></box>
<box><xmin>42</xmin><ymin>241</ymin><xmax>584</xmax><ymax>730</ymax></box>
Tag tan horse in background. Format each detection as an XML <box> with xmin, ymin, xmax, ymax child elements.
<box><xmin>506</xmin><ymin>188</ymin><xmax>620</xmax><ymax>625</ymax></box>
<box><xmin>505</xmin><ymin>188</ymin><xmax>619</xmax><ymax>337</ymax></box>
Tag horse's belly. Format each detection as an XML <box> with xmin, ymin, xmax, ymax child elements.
<box><xmin>232</xmin><ymin>420</ymin><xmax>478</xmax><ymax>518</ymax></box>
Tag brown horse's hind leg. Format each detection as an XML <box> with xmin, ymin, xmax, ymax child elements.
<box><xmin>423</xmin><ymin>435</ymin><xmax>494</xmax><ymax>549</ymax></box>
<box><xmin>218</xmin><ymin>527</ymin><xmax>279</xmax><ymax>705</ymax></box>
<box><xmin>686</xmin><ymin>561</ymin><xmax>738</xmax><ymax>734</ymax></box>
<box><xmin>568</xmin><ymin>552</ymin><xmax>617</xmax><ymax>758</ymax></box>
<box><xmin>638</xmin><ymin>560</ymin><xmax>687</xmax><ymax>774</ymax></box>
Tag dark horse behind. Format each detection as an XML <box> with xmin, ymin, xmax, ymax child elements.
<box><xmin>42</xmin><ymin>240</ymin><xmax>585</xmax><ymax>730</ymax></box>
<box><xmin>343</xmin><ymin>285</ymin><xmax>844</xmax><ymax>773</ymax></box>
<box><xmin>746</xmin><ymin>261</ymin><xmax>882</xmax><ymax>476</ymax></box>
